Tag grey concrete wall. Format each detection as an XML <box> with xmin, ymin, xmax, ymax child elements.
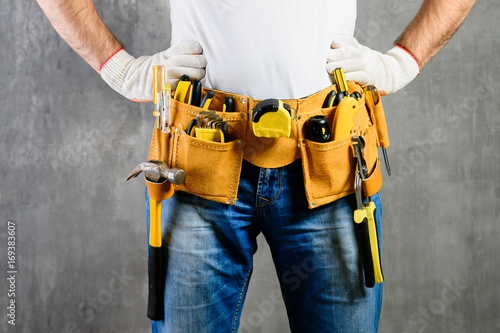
<box><xmin>0</xmin><ymin>1</ymin><xmax>498</xmax><ymax>332</ymax></box>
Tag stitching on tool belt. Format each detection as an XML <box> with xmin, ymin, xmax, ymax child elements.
<box><xmin>149</xmin><ymin>129</ymin><xmax>158</xmax><ymax>161</ymax></box>
<box><xmin>173</xmin><ymin>131</ymin><xmax>180</xmax><ymax>169</ymax></box>
<box><xmin>168</xmin><ymin>131</ymin><xmax>174</xmax><ymax>167</ymax></box>
<box><xmin>306</xmin><ymin>139</ymin><xmax>351</xmax><ymax>151</ymax></box>
<box><xmin>180</xmin><ymin>136</ymin><xmax>234</xmax><ymax>151</ymax></box>
<box><xmin>316</xmin><ymin>189</ymin><xmax>354</xmax><ymax>201</ymax></box>
<box><xmin>305</xmin><ymin>145</ymin><xmax>314</xmax><ymax>203</ymax></box>
<box><xmin>229</xmin><ymin>123</ymin><xmax>244</xmax><ymax>200</ymax></box>
<box><xmin>297</xmin><ymin>117</ymin><xmax>315</xmax><ymax>204</ymax></box>
<box><xmin>175</xmin><ymin>104</ymin><xmax>242</xmax><ymax>122</ymax></box>
<box><xmin>229</xmin><ymin>143</ymin><xmax>240</xmax><ymax>200</ymax></box>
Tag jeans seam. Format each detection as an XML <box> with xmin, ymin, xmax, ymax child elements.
<box><xmin>255</xmin><ymin>168</ymin><xmax>282</xmax><ymax>208</ymax></box>
<box><xmin>231</xmin><ymin>264</ymin><xmax>253</xmax><ymax>333</ymax></box>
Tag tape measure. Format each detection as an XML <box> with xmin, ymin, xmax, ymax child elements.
<box><xmin>251</xmin><ymin>99</ymin><xmax>292</xmax><ymax>138</ymax></box>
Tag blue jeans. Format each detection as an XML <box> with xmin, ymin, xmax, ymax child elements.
<box><xmin>146</xmin><ymin>159</ymin><xmax>383</xmax><ymax>333</ymax></box>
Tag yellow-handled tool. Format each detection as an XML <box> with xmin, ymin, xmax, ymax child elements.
<box><xmin>352</xmin><ymin>136</ymin><xmax>384</xmax><ymax>287</ymax></box>
<box><xmin>126</xmin><ymin>160</ymin><xmax>185</xmax><ymax>321</ymax></box>
<box><xmin>331</xmin><ymin>68</ymin><xmax>359</xmax><ymax>140</ymax></box>
<box><xmin>251</xmin><ymin>99</ymin><xmax>292</xmax><ymax>138</ymax></box>
<box><xmin>364</xmin><ymin>201</ymin><xmax>383</xmax><ymax>283</ymax></box>
<box><xmin>153</xmin><ymin>66</ymin><xmax>164</xmax><ymax>130</ymax></box>
<box><xmin>353</xmin><ymin>164</ymin><xmax>375</xmax><ymax>288</ymax></box>
<box><xmin>199</xmin><ymin>90</ymin><xmax>215</xmax><ymax>109</ymax></box>
<box><xmin>173</xmin><ymin>75</ymin><xmax>190</xmax><ymax>102</ymax></box>
<box><xmin>332</xmin><ymin>67</ymin><xmax>349</xmax><ymax>106</ymax></box>
<box><xmin>332</xmin><ymin>97</ymin><xmax>358</xmax><ymax>140</ymax></box>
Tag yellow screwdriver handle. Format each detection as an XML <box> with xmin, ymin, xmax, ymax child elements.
<box><xmin>153</xmin><ymin>66</ymin><xmax>163</xmax><ymax>107</ymax></box>
<box><xmin>334</xmin><ymin>68</ymin><xmax>349</xmax><ymax>95</ymax></box>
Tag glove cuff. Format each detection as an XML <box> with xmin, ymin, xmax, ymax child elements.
<box><xmin>100</xmin><ymin>49</ymin><xmax>136</xmax><ymax>97</ymax></box>
<box><xmin>383</xmin><ymin>45</ymin><xmax>421</xmax><ymax>94</ymax></box>
<box><xmin>100</xmin><ymin>48</ymin><xmax>125</xmax><ymax>74</ymax></box>
<box><xmin>394</xmin><ymin>44</ymin><xmax>421</xmax><ymax>73</ymax></box>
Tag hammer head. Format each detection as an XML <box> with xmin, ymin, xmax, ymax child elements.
<box><xmin>126</xmin><ymin>160</ymin><xmax>185</xmax><ymax>185</ymax></box>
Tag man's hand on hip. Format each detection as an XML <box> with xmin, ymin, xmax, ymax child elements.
<box><xmin>100</xmin><ymin>41</ymin><xmax>207</xmax><ymax>102</ymax></box>
<box><xmin>326</xmin><ymin>35</ymin><xmax>420</xmax><ymax>95</ymax></box>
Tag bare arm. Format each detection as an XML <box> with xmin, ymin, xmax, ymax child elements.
<box><xmin>396</xmin><ymin>0</ymin><xmax>476</xmax><ymax>68</ymax></box>
<box><xmin>36</xmin><ymin>0</ymin><xmax>122</xmax><ymax>72</ymax></box>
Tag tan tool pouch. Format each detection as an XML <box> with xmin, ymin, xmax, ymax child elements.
<box><xmin>146</xmin><ymin>83</ymin><xmax>390</xmax><ymax>208</ymax></box>
<box><xmin>296</xmin><ymin>83</ymin><xmax>387</xmax><ymax>208</ymax></box>
<box><xmin>147</xmin><ymin>95</ymin><xmax>246</xmax><ymax>204</ymax></box>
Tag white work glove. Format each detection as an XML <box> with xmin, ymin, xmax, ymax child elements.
<box><xmin>326</xmin><ymin>35</ymin><xmax>420</xmax><ymax>95</ymax></box>
<box><xmin>100</xmin><ymin>41</ymin><xmax>207</xmax><ymax>102</ymax></box>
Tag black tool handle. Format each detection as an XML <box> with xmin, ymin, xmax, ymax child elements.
<box><xmin>224</xmin><ymin>96</ymin><xmax>234</xmax><ymax>112</ymax></box>
<box><xmin>199</xmin><ymin>90</ymin><xmax>215</xmax><ymax>109</ymax></box>
<box><xmin>187</xmin><ymin>119</ymin><xmax>197</xmax><ymax>136</ymax></box>
<box><xmin>147</xmin><ymin>245</ymin><xmax>164</xmax><ymax>321</ymax></box>
<box><xmin>356</xmin><ymin>218</ymin><xmax>375</xmax><ymax>288</ymax></box>
<box><xmin>189</xmin><ymin>80</ymin><xmax>202</xmax><ymax>106</ymax></box>
<box><xmin>220</xmin><ymin>123</ymin><xmax>230</xmax><ymax>142</ymax></box>
<box><xmin>323</xmin><ymin>90</ymin><xmax>337</xmax><ymax>108</ymax></box>
<box><xmin>307</xmin><ymin>115</ymin><xmax>331</xmax><ymax>143</ymax></box>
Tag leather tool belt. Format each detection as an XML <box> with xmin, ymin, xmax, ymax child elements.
<box><xmin>146</xmin><ymin>82</ymin><xmax>389</xmax><ymax>209</ymax></box>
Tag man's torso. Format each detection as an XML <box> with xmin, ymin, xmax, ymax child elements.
<box><xmin>170</xmin><ymin>0</ymin><xmax>357</xmax><ymax>99</ymax></box>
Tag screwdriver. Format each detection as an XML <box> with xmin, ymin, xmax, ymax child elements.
<box><xmin>153</xmin><ymin>65</ymin><xmax>164</xmax><ymax>129</ymax></box>
<box><xmin>161</xmin><ymin>83</ymin><xmax>171</xmax><ymax>134</ymax></box>
<box><xmin>364</xmin><ymin>85</ymin><xmax>391</xmax><ymax>176</ymax></box>
<box><xmin>333</xmin><ymin>68</ymin><xmax>349</xmax><ymax>106</ymax></box>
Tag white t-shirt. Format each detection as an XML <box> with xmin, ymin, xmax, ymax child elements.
<box><xmin>170</xmin><ymin>0</ymin><xmax>356</xmax><ymax>99</ymax></box>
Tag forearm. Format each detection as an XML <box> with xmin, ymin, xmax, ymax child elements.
<box><xmin>396</xmin><ymin>0</ymin><xmax>476</xmax><ymax>68</ymax></box>
<box><xmin>36</xmin><ymin>0</ymin><xmax>122</xmax><ymax>72</ymax></box>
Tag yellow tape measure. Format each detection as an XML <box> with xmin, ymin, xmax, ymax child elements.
<box><xmin>251</xmin><ymin>99</ymin><xmax>292</xmax><ymax>138</ymax></box>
